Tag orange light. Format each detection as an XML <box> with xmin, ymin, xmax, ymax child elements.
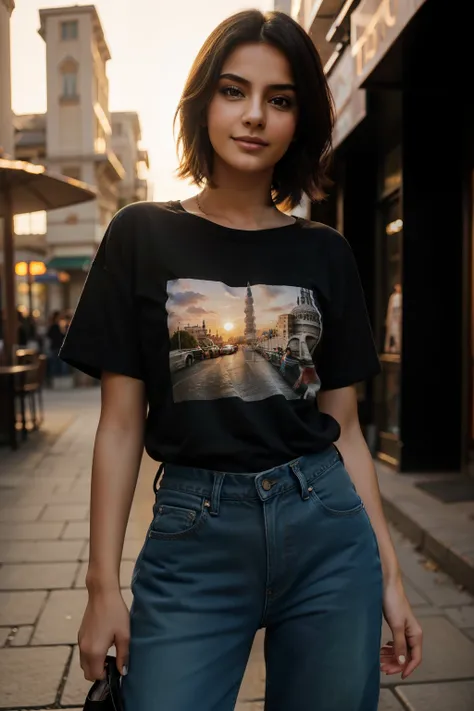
<box><xmin>15</xmin><ymin>261</ymin><xmax>28</xmax><ymax>276</ymax></box>
<box><xmin>15</xmin><ymin>260</ymin><xmax>47</xmax><ymax>276</ymax></box>
<box><xmin>29</xmin><ymin>261</ymin><xmax>47</xmax><ymax>276</ymax></box>
<box><xmin>58</xmin><ymin>271</ymin><xmax>71</xmax><ymax>283</ymax></box>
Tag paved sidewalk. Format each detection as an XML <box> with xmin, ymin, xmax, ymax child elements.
<box><xmin>0</xmin><ymin>388</ymin><xmax>474</xmax><ymax>710</ymax></box>
<box><xmin>377</xmin><ymin>462</ymin><xmax>474</xmax><ymax>595</ymax></box>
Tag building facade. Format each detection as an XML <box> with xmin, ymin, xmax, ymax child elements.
<box><xmin>0</xmin><ymin>0</ymin><xmax>14</xmax><ymax>157</ymax></box>
<box><xmin>277</xmin><ymin>313</ymin><xmax>294</xmax><ymax>341</ymax></box>
<box><xmin>38</xmin><ymin>4</ymin><xmax>124</xmax><ymax>311</ymax></box>
<box><xmin>1</xmin><ymin>3</ymin><xmax>149</xmax><ymax>322</ymax></box>
<box><xmin>111</xmin><ymin>112</ymin><xmax>150</xmax><ymax>206</ymax></box>
<box><xmin>293</xmin><ymin>0</ymin><xmax>472</xmax><ymax>474</ymax></box>
<box><xmin>0</xmin><ymin>1</ymin><xmax>44</xmax><ymax>320</ymax></box>
<box><xmin>273</xmin><ymin>0</ymin><xmax>292</xmax><ymax>12</ymax></box>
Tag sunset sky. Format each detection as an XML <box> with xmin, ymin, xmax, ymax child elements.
<box><xmin>166</xmin><ymin>279</ymin><xmax>301</xmax><ymax>338</ymax></box>
<box><xmin>10</xmin><ymin>0</ymin><xmax>273</xmax><ymax>201</ymax></box>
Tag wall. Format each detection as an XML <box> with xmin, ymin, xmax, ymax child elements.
<box><xmin>0</xmin><ymin>0</ymin><xmax>14</xmax><ymax>156</ymax></box>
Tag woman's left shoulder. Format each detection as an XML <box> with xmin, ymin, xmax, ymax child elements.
<box><xmin>298</xmin><ymin>220</ymin><xmax>351</xmax><ymax>255</ymax></box>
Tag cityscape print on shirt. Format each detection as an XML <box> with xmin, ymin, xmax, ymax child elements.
<box><xmin>166</xmin><ymin>278</ymin><xmax>323</xmax><ymax>404</ymax></box>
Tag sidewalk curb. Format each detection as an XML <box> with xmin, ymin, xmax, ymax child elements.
<box><xmin>376</xmin><ymin>463</ymin><xmax>474</xmax><ymax>595</ymax></box>
<box><xmin>381</xmin><ymin>495</ymin><xmax>474</xmax><ymax>594</ymax></box>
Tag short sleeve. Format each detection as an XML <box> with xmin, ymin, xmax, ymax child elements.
<box><xmin>317</xmin><ymin>234</ymin><xmax>380</xmax><ymax>391</ymax></box>
<box><xmin>59</xmin><ymin>208</ymin><xmax>143</xmax><ymax>380</ymax></box>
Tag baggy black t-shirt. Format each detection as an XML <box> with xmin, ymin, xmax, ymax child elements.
<box><xmin>60</xmin><ymin>201</ymin><xmax>380</xmax><ymax>472</ymax></box>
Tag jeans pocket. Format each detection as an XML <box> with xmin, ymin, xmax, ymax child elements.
<box><xmin>148</xmin><ymin>489</ymin><xmax>208</xmax><ymax>540</ymax></box>
<box><xmin>308</xmin><ymin>460</ymin><xmax>364</xmax><ymax>517</ymax></box>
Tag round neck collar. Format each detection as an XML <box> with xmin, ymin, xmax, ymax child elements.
<box><xmin>170</xmin><ymin>200</ymin><xmax>305</xmax><ymax>237</ymax></box>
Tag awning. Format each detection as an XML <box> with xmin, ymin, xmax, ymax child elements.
<box><xmin>47</xmin><ymin>256</ymin><xmax>91</xmax><ymax>271</ymax></box>
<box><xmin>34</xmin><ymin>270</ymin><xmax>70</xmax><ymax>284</ymax></box>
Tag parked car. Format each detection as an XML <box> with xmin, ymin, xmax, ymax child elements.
<box><xmin>203</xmin><ymin>344</ymin><xmax>220</xmax><ymax>358</ymax></box>
<box><xmin>191</xmin><ymin>347</ymin><xmax>205</xmax><ymax>361</ymax></box>
<box><xmin>169</xmin><ymin>349</ymin><xmax>194</xmax><ymax>373</ymax></box>
<box><xmin>220</xmin><ymin>344</ymin><xmax>236</xmax><ymax>355</ymax></box>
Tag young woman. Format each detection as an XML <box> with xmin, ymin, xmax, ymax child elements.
<box><xmin>60</xmin><ymin>10</ymin><xmax>422</xmax><ymax>711</ymax></box>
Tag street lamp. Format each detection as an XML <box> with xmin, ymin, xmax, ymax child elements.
<box><xmin>178</xmin><ymin>322</ymin><xmax>181</xmax><ymax>350</ymax></box>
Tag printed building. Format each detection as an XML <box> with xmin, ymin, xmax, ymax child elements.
<box><xmin>277</xmin><ymin>313</ymin><xmax>294</xmax><ymax>341</ymax></box>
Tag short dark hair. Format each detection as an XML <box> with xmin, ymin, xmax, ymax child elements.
<box><xmin>174</xmin><ymin>10</ymin><xmax>334</xmax><ymax>209</ymax></box>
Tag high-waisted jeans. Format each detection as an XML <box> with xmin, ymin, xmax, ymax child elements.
<box><xmin>122</xmin><ymin>446</ymin><xmax>383</xmax><ymax>710</ymax></box>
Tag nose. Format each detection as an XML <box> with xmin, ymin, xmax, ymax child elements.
<box><xmin>241</xmin><ymin>96</ymin><xmax>266</xmax><ymax>129</ymax></box>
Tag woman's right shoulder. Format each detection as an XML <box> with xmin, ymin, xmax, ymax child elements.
<box><xmin>110</xmin><ymin>200</ymin><xmax>181</xmax><ymax>229</ymax></box>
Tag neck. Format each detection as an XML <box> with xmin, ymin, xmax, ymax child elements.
<box><xmin>202</xmin><ymin>158</ymin><xmax>275</xmax><ymax>226</ymax></box>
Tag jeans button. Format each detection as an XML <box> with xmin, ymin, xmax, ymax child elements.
<box><xmin>262</xmin><ymin>479</ymin><xmax>273</xmax><ymax>491</ymax></box>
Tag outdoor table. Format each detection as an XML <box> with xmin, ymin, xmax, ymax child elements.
<box><xmin>0</xmin><ymin>364</ymin><xmax>37</xmax><ymax>450</ymax></box>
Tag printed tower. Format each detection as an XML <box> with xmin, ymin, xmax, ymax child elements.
<box><xmin>244</xmin><ymin>283</ymin><xmax>257</xmax><ymax>342</ymax></box>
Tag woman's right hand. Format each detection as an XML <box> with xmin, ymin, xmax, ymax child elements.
<box><xmin>78</xmin><ymin>589</ymin><xmax>130</xmax><ymax>681</ymax></box>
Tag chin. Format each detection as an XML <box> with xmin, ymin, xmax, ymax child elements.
<box><xmin>217</xmin><ymin>151</ymin><xmax>276</xmax><ymax>175</ymax></box>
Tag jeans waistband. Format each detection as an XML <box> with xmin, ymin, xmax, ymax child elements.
<box><xmin>153</xmin><ymin>446</ymin><xmax>341</xmax><ymax>511</ymax></box>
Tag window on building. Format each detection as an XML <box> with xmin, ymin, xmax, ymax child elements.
<box><xmin>62</xmin><ymin>72</ymin><xmax>78</xmax><ymax>98</ymax></box>
<box><xmin>14</xmin><ymin>211</ymin><xmax>47</xmax><ymax>235</ymax></box>
<box><xmin>59</xmin><ymin>57</ymin><xmax>79</xmax><ymax>101</ymax></box>
<box><xmin>61</xmin><ymin>20</ymin><xmax>78</xmax><ymax>40</ymax></box>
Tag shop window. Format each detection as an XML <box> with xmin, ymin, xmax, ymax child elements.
<box><xmin>61</xmin><ymin>20</ymin><xmax>78</xmax><ymax>40</ymax></box>
<box><xmin>383</xmin><ymin>209</ymin><xmax>403</xmax><ymax>356</ymax></box>
<box><xmin>377</xmin><ymin>190</ymin><xmax>403</xmax><ymax>463</ymax></box>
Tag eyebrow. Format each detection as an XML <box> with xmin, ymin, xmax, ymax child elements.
<box><xmin>219</xmin><ymin>73</ymin><xmax>296</xmax><ymax>92</ymax></box>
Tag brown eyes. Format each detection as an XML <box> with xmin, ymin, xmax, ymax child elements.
<box><xmin>219</xmin><ymin>86</ymin><xmax>294</xmax><ymax>110</ymax></box>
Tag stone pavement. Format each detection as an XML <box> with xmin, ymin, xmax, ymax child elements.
<box><xmin>376</xmin><ymin>461</ymin><xmax>474</xmax><ymax>596</ymax></box>
<box><xmin>0</xmin><ymin>388</ymin><xmax>474</xmax><ymax>710</ymax></box>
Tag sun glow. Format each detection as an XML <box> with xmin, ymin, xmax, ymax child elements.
<box><xmin>224</xmin><ymin>322</ymin><xmax>234</xmax><ymax>331</ymax></box>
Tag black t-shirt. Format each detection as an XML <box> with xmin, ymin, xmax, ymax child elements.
<box><xmin>60</xmin><ymin>201</ymin><xmax>380</xmax><ymax>472</ymax></box>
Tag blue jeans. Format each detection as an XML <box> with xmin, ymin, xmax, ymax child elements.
<box><xmin>122</xmin><ymin>446</ymin><xmax>383</xmax><ymax>711</ymax></box>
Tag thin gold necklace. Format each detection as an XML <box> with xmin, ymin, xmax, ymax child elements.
<box><xmin>195</xmin><ymin>192</ymin><xmax>289</xmax><ymax>228</ymax></box>
<box><xmin>195</xmin><ymin>191</ymin><xmax>206</xmax><ymax>215</ymax></box>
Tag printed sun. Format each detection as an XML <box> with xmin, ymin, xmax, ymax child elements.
<box><xmin>224</xmin><ymin>322</ymin><xmax>234</xmax><ymax>331</ymax></box>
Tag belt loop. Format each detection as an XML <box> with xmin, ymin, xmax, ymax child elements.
<box><xmin>290</xmin><ymin>461</ymin><xmax>310</xmax><ymax>501</ymax></box>
<box><xmin>209</xmin><ymin>472</ymin><xmax>225</xmax><ymax>516</ymax></box>
<box><xmin>153</xmin><ymin>463</ymin><xmax>165</xmax><ymax>494</ymax></box>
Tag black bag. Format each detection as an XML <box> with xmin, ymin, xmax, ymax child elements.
<box><xmin>83</xmin><ymin>655</ymin><xmax>124</xmax><ymax>710</ymax></box>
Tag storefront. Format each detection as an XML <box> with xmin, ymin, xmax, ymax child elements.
<box><xmin>45</xmin><ymin>255</ymin><xmax>91</xmax><ymax>312</ymax></box>
<box><xmin>311</xmin><ymin>0</ymin><xmax>471</xmax><ymax>473</ymax></box>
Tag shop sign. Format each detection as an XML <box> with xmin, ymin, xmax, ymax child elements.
<box><xmin>328</xmin><ymin>47</ymin><xmax>366</xmax><ymax>149</ymax></box>
<box><xmin>351</xmin><ymin>0</ymin><xmax>428</xmax><ymax>85</ymax></box>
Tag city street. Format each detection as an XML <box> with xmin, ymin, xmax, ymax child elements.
<box><xmin>0</xmin><ymin>387</ymin><xmax>474</xmax><ymax>710</ymax></box>
<box><xmin>173</xmin><ymin>347</ymin><xmax>299</xmax><ymax>403</ymax></box>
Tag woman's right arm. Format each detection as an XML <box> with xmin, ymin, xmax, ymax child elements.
<box><xmin>79</xmin><ymin>371</ymin><xmax>147</xmax><ymax>681</ymax></box>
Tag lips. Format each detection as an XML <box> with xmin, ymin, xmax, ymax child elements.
<box><xmin>232</xmin><ymin>136</ymin><xmax>269</xmax><ymax>147</ymax></box>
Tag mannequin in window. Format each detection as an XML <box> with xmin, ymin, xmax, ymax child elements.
<box><xmin>384</xmin><ymin>283</ymin><xmax>402</xmax><ymax>354</ymax></box>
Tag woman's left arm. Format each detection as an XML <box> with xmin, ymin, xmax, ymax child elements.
<box><xmin>319</xmin><ymin>385</ymin><xmax>423</xmax><ymax>680</ymax></box>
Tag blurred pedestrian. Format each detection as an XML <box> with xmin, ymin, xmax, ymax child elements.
<box><xmin>17</xmin><ymin>309</ymin><xmax>28</xmax><ymax>347</ymax></box>
<box><xmin>60</xmin><ymin>10</ymin><xmax>422</xmax><ymax>711</ymax></box>
<box><xmin>46</xmin><ymin>310</ymin><xmax>68</xmax><ymax>381</ymax></box>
